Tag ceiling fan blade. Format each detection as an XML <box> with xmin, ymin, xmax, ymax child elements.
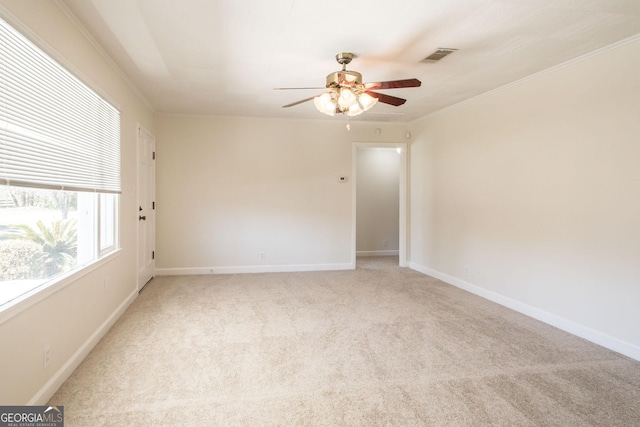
<box><xmin>274</xmin><ymin>87</ymin><xmax>325</xmax><ymax>90</ymax></box>
<box><xmin>364</xmin><ymin>78</ymin><xmax>421</xmax><ymax>90</ymax></box>
<box><xmin>282</xmin><ymin>95</ymin><xmax>321</xmax><ymax>108</ymax></box>
<box><xmin>366</xmin><ymin>91</ymin><xmax>406</xmax><ymax>106</ymax></box>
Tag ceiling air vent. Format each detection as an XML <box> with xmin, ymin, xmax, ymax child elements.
<box><xmin>423</xmin><ymin>48</ymin><xmax>457</xmax><ymax>62</ymax></box>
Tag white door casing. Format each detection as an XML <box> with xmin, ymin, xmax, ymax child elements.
<box><xmin>137</xmin><ymin>125</ymin><xmax>156</xmax><ymax>288</ymax></box>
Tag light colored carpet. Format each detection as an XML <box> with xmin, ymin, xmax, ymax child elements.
<box><xmin>49</xmin><ymin>257</ymin><xmax>640</xmax><ymax>426</ymax></box>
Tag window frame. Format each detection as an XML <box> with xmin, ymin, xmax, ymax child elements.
<box><xmin>0</xmin><ymin>12</ymin><xmax>122</xmax><ymax>322</ymax></box>
<box><xmin>98</xmin><ymin>193</ymin><xmax>119</xmax><ymax>256</ymax></box>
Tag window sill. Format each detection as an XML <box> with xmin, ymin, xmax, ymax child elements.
<box><xmin>0</xmin><ymin>248</ymin><xmax>122</xmax><ymax>325</ymax></box>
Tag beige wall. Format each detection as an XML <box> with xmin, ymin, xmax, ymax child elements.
<box><xmin>356</xmin><ymin>148</ymin><xmax>400</xmax><ymax>254</ymax></box>
<box><xmin>0</xmin><ymin>0</ymin><xmax>155</xmax><ymax>404</ymax></box>
<box><xmin>409</xmin><ymin>37</ymin><xmax>640</xmax><ymax>358</ymax></box>
<box><xmin>155</xmin><ymin>115</ymin><xmax>407</xmax><ymax>273</ymax></box>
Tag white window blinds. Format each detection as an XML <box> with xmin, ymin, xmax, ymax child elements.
<box><xmin>0</xmin><ymin>17</ymin><xmax>121</xmax><ymax>194</ymax></box>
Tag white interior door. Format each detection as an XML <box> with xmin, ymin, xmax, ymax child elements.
<box><xmin>137</xmin><ymin>125</ymin><xmax>156</xmax><ymax>288</ymax></box>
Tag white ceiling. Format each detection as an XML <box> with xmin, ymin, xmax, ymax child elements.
<box><xmin>59</xmin><ymin>0</ymin><xmax>640</xmax><ymax>123</ymax></box>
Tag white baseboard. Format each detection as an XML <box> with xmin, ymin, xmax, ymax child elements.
<box><xmin>409</xmin><ymin>262</ymin><xmax>640</xmax><ymax>362</ymax></box>
<box><xmin>356</xmin><ymin>250</ymin><xmax>399</xmax><ymax>257</ymax></box>
<box><xmin>28</xmin><ymin>289</ymin><xmax>138</xmax><ymax>405</ymax></box>
<box><xmin>155</xmin><ymin>262</ymin><xmax>354</xmax><ymax>276</ymax></box>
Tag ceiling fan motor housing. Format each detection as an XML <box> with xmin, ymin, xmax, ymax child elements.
<box><xmin>326</xmin><ymin>70</ymin><xmax>364</xmax><ymax>92</ymax></box>
<box><xmin>327</xmin><ymin>53</ymin><xmax>362</xmax><ymax>90</ymax></box>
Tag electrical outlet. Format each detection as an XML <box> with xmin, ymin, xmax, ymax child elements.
<box><xmin>383</xmin><ymin>239</ymin><xmax>388</xmax><ymax>248</ymax></box>
<box><xmin>43</xmin><ymin>344</ymin><xmax>51</xmax><ymax>369</ymax></box>
<box><xmin>259</xmin><ymin>252</ymin><xmax>266</xmax><ymax>260</ymax></box>
<box><xmin>464</xmin><ymin>266</ymin><xmax>470</xmax><ymax>278</ymax></box>
<box><xmin>103</xmin><ymin>278</ymin><xmax>108</xmax><ymax>292</ymax></box>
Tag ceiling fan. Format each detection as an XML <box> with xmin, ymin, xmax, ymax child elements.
<box><xmin>275</xmin><ymin>52</ymin><xmax>421</xmax><ymax>117</ymax></box>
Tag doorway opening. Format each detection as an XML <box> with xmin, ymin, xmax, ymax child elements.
<box><xmin>352</xmin><ymin>142</ymin><xmax>407</xmax><ymax>268</ymax></box>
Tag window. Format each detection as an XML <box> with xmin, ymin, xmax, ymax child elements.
<box><xmin>0</xmin><ymin>17</ymin><xmax>120</xmax><ymax>309</ymax></box>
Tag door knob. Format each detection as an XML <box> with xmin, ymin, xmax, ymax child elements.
<box><xmin>139</xmin><ymin>215</ymin><xmax>146</xmax><ymax>221</ymax></box>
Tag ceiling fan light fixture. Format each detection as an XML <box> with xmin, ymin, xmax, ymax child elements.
<box><xmin>337</xmin><ymin>88</ymin><xmax>357</xmax><ymax>110</ymax></box>
<box><xmin>347</xmin><ymin>102</ymin><xmax>363</xmax><ymax>117</ymax></box>
<box><xmin>358</xmin><ymin>92</ymin><xmax>378</xmax><ymax>111</ymax></box>
<box><xmin>314</xmin><ymin>92</ymin><xmax>335</xmax><ymax>116</ymax></box>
